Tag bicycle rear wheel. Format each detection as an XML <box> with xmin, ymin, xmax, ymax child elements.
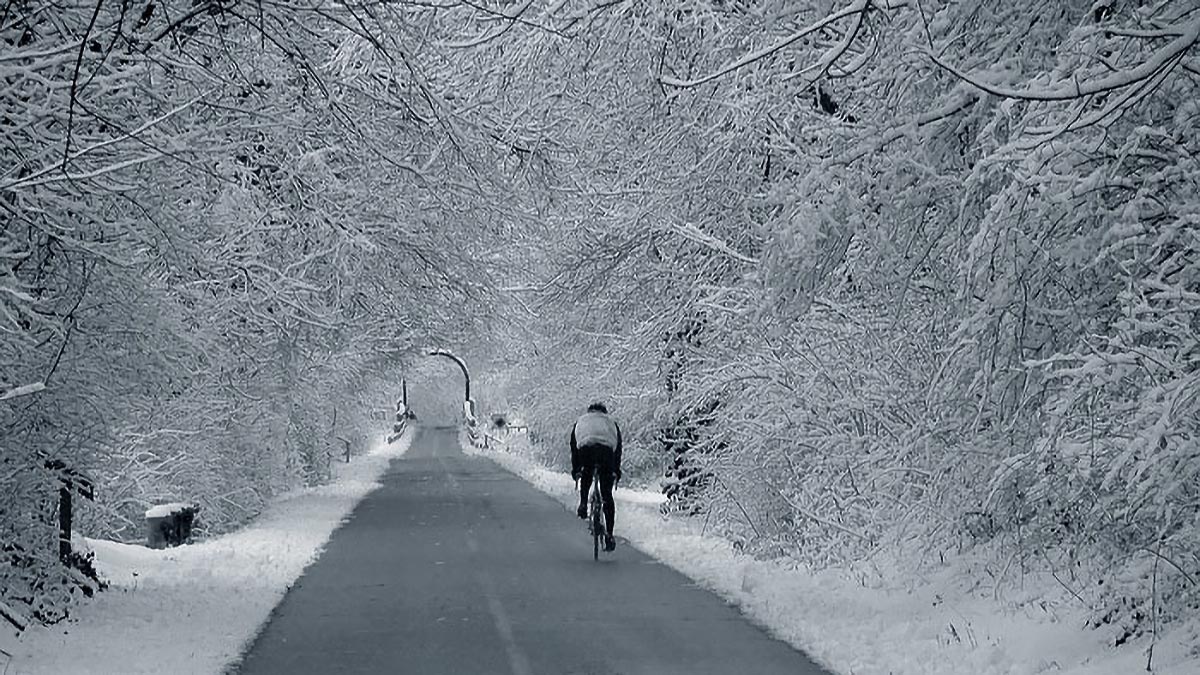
<box><xmin>590</xmin><ymin>485</ymin><xmax>602</xmax><ymax>560</ymax></box>
<box><xmin>591</xmin><ymin>506</ymin><xmax>602</xmax><ymax>560</ymax></box>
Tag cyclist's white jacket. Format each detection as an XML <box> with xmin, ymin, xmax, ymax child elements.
<box><xmin>570</xmin><ymin>412</ymin><xmax>623</xmax><ymax>473</ymax></box>
<box><xmin>574</xmin><ymin>412</ymin><xmax>619</xmax><ymax>448</ymax></box>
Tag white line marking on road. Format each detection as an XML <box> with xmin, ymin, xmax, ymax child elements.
<box><xmin>438</xmin><ymin>447</ymin><xmax>532</xmax><ymax>675</ymax></box>
<box><xmin>479</xmin><ymin>568</ymin><xmax>535</xmax><ymax>675</ymax></box>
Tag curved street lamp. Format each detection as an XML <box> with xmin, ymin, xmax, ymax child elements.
<box><xmin>427</xmin><ymin>349</ymin><xmax>471</xmax><ymax>401</ymax></box>
<box><xmin>427</xmin><ymin>348</ymin><xmax>478</xmax><ymax>427</ymax></box>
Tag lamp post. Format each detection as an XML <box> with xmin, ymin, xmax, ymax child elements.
<box><xmin>428</xmin><ymin>349</ymin><xmax>476</xmax><ymax>426</ymax></box>
<box><xmin>427</xmin><ymin>349</ymin><xmax>470</xmax><ymax>402</ymax></box>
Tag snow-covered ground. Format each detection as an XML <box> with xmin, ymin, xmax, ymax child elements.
<box><xmin>0</xmin><ymin>431</ymin><xmax>414</xmax><ymax>675</ymax></box>
<box><xmin>467</xmin><ymin>433</ymin><xmax>1200</xmax><ymax>675</ymax></box>
<box><xmin>4</xmin><ymin>425</ymin><xmax>1196</xmax><ymax>675</ymax></box>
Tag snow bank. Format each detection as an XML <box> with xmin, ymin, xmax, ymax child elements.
<box><xmin>1</xmin><ymin>431</ymin><xmax>415</xmax><ymax>675</ymax></box>
<box><xmin>468</xmin><ymin>437</ymin><xmax>1200</xmax><ymax>675</ymax></box>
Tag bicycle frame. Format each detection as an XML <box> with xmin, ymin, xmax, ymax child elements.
<box><xmin>588</xmin><ymin>469</ymin><xmax>604</xmax><ymax>560</ymax></box>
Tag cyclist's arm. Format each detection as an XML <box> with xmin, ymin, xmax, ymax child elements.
<box><xmin>614</xmin><ymin>421</ymin><xmax>623</xmax><ymax>476</ymax></box>
<box><xmin>570</xmin><ymin>425</ymin><xmax>579</xmax><ymax>475</ymax></box>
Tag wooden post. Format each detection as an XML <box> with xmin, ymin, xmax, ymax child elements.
<box><xmin>58</xmin><ymin>485</ymin><xmax>72</xmax><ymax>562</ymax></box>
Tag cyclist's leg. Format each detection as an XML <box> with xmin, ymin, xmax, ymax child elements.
<box><xmin>578</xmin><ymin>445</ymin><xmax>595</xmax><ymax>515</ymax></box>
<box><xmin>598</xmin><ymin>448</ymin><xmax>616</xmax><ymax>537</ymax></box>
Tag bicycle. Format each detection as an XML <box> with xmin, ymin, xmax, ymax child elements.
<box><xmin>587</xmin><ymin>469</ymin><xmax>606</xmax><ymax>560</ymax></box>
<box><xmin>579</xmin><ymin>466</ymin><xmax>619</xmax><ymax>560</ymax></box>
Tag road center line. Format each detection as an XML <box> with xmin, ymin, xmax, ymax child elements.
<box><xmin>477</xmin><ymin>567</ymin><xmax>535</xmax><ymax>675</ymax></box>
<box><xmin>439</xmin><ymin>453</ymin><xmax>533</xmax><ymax>675</ymax></box>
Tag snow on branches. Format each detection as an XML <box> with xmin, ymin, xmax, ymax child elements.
<box><xmin>2</xmin><ymin>0</ymin><xmax>508</xmax><ymax>631</ymax></box>
<box><xmin>463</xmin><ymin>0</ymin><xmax>1200</xmax><ymax>638</ymax></box>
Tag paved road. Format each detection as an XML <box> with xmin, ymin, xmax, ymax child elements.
<box><xmin>233</xmin><ymin>426</ymin><xmax>831</xmax><ymax>675</ymax></box>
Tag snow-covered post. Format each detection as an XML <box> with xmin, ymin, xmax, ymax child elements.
<box><xmin>42</xmin><ymin>459</ymin><xmax>94</xmax><ymax>563</ymax></box>
<box><xmin>145</xmin><ymin>504</ymin><xmax>200</xmax><ymax>549</ymax></box>
<box><xmin>389</xmin><ymin>381</ymin><xmax>413</xmax><ymax>444</ymax></box>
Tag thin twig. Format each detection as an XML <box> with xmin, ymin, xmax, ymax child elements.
<box><xmin>1147</xmin><ymin>536</ymin><xmax>1161</xmax><ymax>672</ymax></box>
<box><xmin>661</xmin><ymin>0</ymin><xmax>873</xmax><ymax>88</ymax></box>
<box><xmin>64</xmin><ymin>0</ymin><xmax>106</xmax><ymax>167</ymax></box>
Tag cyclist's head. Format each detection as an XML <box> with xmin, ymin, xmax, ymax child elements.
<box><xmin>587</xmin><ymin>402</ymin><xmax>608</xmax><ymax>414</ymax></box>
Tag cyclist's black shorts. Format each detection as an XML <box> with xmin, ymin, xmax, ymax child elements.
<box><xmin>578</xmin><ymin>442</ymin><xmax>616</xmax><ymax>475</ymax></box>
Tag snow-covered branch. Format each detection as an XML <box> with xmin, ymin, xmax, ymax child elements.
<box><xmin>0</xmin><ymin>382</ymin><xmax>46</xmax><ymax>402</ymax></box>
<box><xmin>929</xmin><ymin>17</ymin><xmax>1199</xmax><ymax>101</ymax></box>
<box><xmin>659</xmin><ymin>0</ymin><xmax>877</xmax><ymax>88</ymax></box>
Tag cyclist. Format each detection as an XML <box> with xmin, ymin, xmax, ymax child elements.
<box><xmin>570</xmin><ymin>402</ymin><xmax>623</xmax><ymax>552</ymax></box>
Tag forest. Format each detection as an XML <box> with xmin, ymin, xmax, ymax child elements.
<box><xmin>2</xmin><ymin>0</ymin><xmax>1197</xmax><ymax>651</ymax></box>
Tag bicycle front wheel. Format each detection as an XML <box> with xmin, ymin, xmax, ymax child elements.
<box><xmin>592</xmin><ymin>507</ymin><xmax>602</xmax><ymax>560</ymax></box>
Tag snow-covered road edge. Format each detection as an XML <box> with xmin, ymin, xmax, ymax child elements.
<box><xmin>3</xmin><ymin>429</ymin><xmax>416</xmax><ymax>675</ymax></box>
<box><xmin>466</xmin><ymin>435</ymin><xmax>1200</xmax><ymax>675</ymax></box>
